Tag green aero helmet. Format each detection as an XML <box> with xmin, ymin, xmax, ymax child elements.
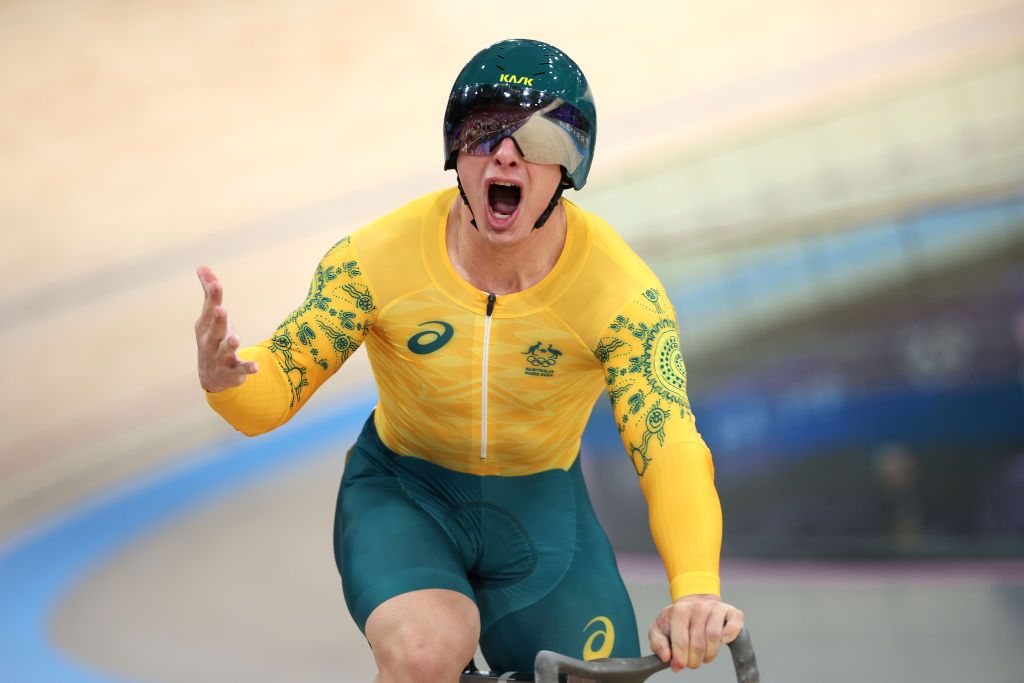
<box><xmin>443</xmin><ymin>38</ymin><xmax>597</xmax><ymax>191</ymax></box>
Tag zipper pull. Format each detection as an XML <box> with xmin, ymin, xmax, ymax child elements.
<box><xmin>486</xmin><ymin>292</ymin><xmax>496</xmax><ymax>317</ymax></box>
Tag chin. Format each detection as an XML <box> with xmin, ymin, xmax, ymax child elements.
<box><xmin>481</xmin><ymin>216</ymin><xmax>533</xmax><ymax>245</ymax></box>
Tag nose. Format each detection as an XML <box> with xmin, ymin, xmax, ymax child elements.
<box><xmin>491</xmin><ymin>136</ymin><xmax>523</xmax><ymax>167</ymax></box>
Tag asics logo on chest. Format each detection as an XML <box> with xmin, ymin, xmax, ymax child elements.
<box><xmin>407</xmin><ymin>321</ymin><xmax>454</xmax><ymax>355</ymax></box>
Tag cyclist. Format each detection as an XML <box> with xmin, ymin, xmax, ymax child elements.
<box><xmin>196</xmin><ymin>39</ymin><xmax>744</xmax><ymax>681</ymax></box>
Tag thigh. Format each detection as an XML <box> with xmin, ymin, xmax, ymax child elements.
<box><xmin>334</xmin><ymin>427</ymin><xmax>476</xmax><ymax>632</ymax></box>
<box><xmin>477</xmin><ymin>478</ymin><xmax>640</xmax><ymax>673</ymax></box>
<box><xmin>479</xmin><ymin>541</ymin><xmax>640</xmax><ymax>672</ymax></box>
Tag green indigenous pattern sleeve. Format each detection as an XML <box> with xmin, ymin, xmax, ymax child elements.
<box><xmin>595</xmin><ymin>287</ymin><xmax>723</xmax><ymax>600</ymax></box>
<box><xmin>206</xmin><ymin>236</ymin><xmax>378</xmax><ymax>436</ymax></box>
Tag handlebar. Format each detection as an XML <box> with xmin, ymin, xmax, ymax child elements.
<box><xmin>532</xmin><ymin>626</ymin><xmax>759</xmax><ymax>683</ymax></box>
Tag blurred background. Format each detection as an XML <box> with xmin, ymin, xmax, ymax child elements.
<box><xmin>1</xmin><ymin>1</ymin><xmax>1022</xmax><ymax>681</ymax></box>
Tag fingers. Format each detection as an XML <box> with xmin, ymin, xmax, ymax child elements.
<box><xmin>199</xmin><ymin>333</ymin><xmax>258</xmax><ymax>392</ymax></box>
<box><xmin>195</xmin><ymin>305</ymin><xmax>229</xmax><ymax>358</ymax></box>
<box><xmin>194</xmin><ymin>266</ymin><xmax>228</xmax><ymax>346</ymax></box>
<box><xmin>194</xmin><ymin>266</ymin><xmax>258</xmax><ymax>392</ymax></box>
<box><xmin>216</xmin><ymin>332</ymin><xmax>241</xmax><ymax>363</ymax></box>
<box><xmin>703</xmin><ymin>603</ymin><xmax>728</xmax><ymax>664</ymax></box>
<box><xmin>722</xmin><ymin>605</ymin><xmax>745</xmax><ymax>644</ymax></box>
<box><xmin>696</xmin><ymin>603</ymin><xmax>744</xmax><ymax>666</ymax></box>
<box><xmin>688</xmin><ymin>606</ymin><xmax>710</xmax><ymax>670</ymax></box>
<box><xmin>225</xmin><ymin>359</ymin><xmax>259</xmax><ymax>386</ymax></box>
<box><xmin>196</xmin><ymin>265</ymin><xmax>223</xmax><ymax>324</ymax></box>
<box><xmin>211</xmin><ymin>305</ymin><xmax>229</xmax><ymax>346</ymax></box>
<box><xmin>196</xmin><ymin>265</ymin><xmax>221</xmax><ymax>299</ymax></box>
<box><xmin>195</xmin><ymin>267</ymin><xmax>233</xmax><ymax>357</ymax></box>
<box><xmin>648</xmin><ymin>609</ymin><xmax>672</xmax><ymax>664</ymax></box>
<box><xmin>216</xmin><ymin>335</ymin><xmax>259</xmax><ymax>374</ymax></box>
<box><xmin>669</xmin><ymin>606</ymin><xmax>692</xmax><ymax>672</ymax></box>
<box><xmin>655</xmin><ymin>597</ymin><xmax>746</xmax><ymax>672</ymax></box>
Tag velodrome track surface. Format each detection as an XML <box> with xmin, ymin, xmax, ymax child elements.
<box><xmin>3</xmin><ymin>2</ymin><xmax>1024</xmax><ymax>681</ymax></box>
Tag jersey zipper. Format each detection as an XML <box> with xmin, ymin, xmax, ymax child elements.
<box><xmin>480</xmin><ymin>292</ymin><xmax>496</xmax><ymax>460</ymax></box>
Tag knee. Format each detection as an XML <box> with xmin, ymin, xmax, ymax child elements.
<box><xmin>373</xmin><ymin>620</ymin><xmax>476</xmax><ymax>682</ymax></box>
<box><xmin>366</xmin><ymin>589</ymin><xmax>480</xmax><ymax>682</ymax></box>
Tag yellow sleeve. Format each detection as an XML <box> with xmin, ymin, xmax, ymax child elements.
<box><xmin>206</xmin><ymin>236</ymin><xmax>378</xmax><ymax>436</ymax></box>
<box><xmin>594</xmin><ymin>287</ymin><xmax>722</xmax><ymax>600</ymax></box>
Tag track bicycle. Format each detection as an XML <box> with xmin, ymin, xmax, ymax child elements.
<box><xmin>460</xmin><ymin>626</ymin><xmax>758</xmax><ymax>682</ymax></box>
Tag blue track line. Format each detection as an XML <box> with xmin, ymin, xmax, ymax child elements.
<box><xmin>0</xmin><ymin>398</ymin><xmax>374</xmax><ymax>683</ymax></box>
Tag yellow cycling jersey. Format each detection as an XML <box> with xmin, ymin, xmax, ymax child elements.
<box><xmin>207</xmin><ymin>188</ymin><xmax>722</xmax><ymax>600</ymax></box>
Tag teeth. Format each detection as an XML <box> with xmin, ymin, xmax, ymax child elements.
<box><xmin>494</xmin><ymin>212</ymin><xmax>510</xmax><ymax>219</ymax></box>
<box><xmin>493</xmin><ymin>181</ymin><xmax>517</xmax><ymax>187</ymax></box>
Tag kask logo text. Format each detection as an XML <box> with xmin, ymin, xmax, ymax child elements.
<box><xmin>498</xmin><ymin>74</ymin><xmax>534</xmax><ymax>87</ymax></box>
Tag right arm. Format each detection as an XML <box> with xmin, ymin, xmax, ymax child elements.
<box><xmin>196</xmin><ymin>236</ymin><xmax>378</xmax><ymax>436</ymax></box>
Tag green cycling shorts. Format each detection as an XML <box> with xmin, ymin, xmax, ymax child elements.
<box><xmin>333</xmin><ymin>412</ymin><xmax>640</xmax><ymax>673</ymax></box>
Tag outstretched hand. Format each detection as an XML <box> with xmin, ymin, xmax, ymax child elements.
<box><xmin>195</xmin><ymin>266</ymin><xmax>259</xmax><ymax>393</ymax></box>
<box><xmin>649</xmin><ymin>594</ymin><xmax>744</xmax><ymax>672</ymax></box>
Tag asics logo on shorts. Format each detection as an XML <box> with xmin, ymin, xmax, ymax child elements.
<box><xmin>582</xmin><ymin>616</ymin><xmax>615</xmax><ymax>660</ymax></box>
<box><xmin>407</xmin><ymin>321</ymin><xmax>454</xmax><ymax>355</ymax></box>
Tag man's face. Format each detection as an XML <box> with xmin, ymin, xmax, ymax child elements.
<box><xmin>456</xmin><ymin>137</ymin><xmax>563</xmax><ymax>245</ymax></box>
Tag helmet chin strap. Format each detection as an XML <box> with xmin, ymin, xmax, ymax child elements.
<box><xmin>457</xmin><ymin>170</ymin><xmax>568</xmax><ymax>232</ymax></box>
<box><xmin>456</xmin><ymin>174</ymin><xmax>478</xmax><ymax>230</ymax></box>
<box><xmin>532</xmin><ymin>176</ymin><xmax>566</xmax><ymax>230</ymax></box>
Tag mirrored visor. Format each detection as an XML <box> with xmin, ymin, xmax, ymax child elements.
<box><xmin>445</xmin><ymin>84</ymin><xmax>592</xmax><ymax>174</ymax></box>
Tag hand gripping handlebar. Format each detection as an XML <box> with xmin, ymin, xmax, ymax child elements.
<box><xmin>532</xmin><ymin>626</ymin><xmax>759</xmax><ymax>683</ymax></box>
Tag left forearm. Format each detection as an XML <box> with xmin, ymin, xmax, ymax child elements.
<box><xmin>640</xmin><ymin>439</ymin><xmax>723</xmax><ymax>600</ymax></box>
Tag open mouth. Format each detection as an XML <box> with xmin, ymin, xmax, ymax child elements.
<box><xmin>487</xmin><ymin>181</ymin><xmax>521</xmax><ymax>220</ymax></box>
